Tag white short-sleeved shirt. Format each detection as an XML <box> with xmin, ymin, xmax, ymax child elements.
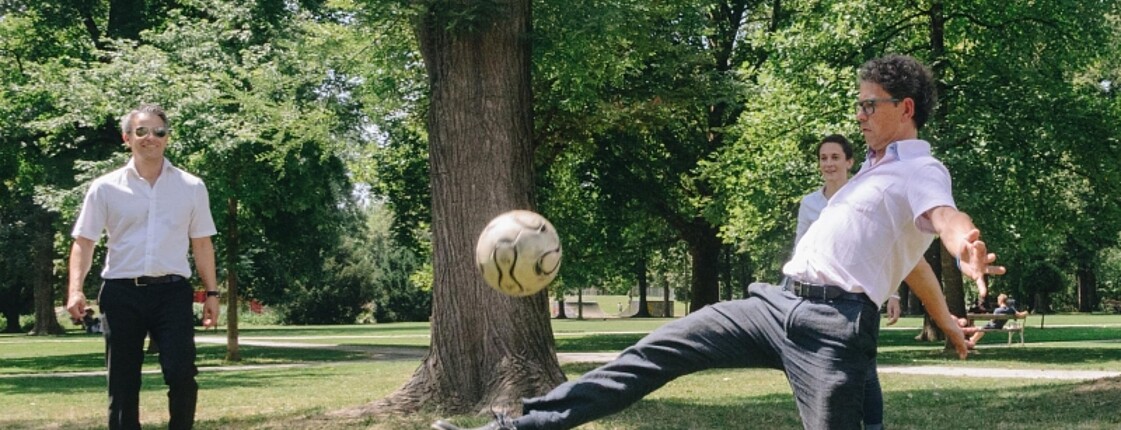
<box><xmin>782</xmin><ymin>139</ymin><xmax>956</xmax><ymax>305</ymax></box>
<box><xmin>795</xmin><ymin>188</ymin><xmax>828</xmax><ymax>246</ymax></box>
<box><xmin>71</xmin><ymin>158</ymin><xmax>217</xmax><ymax>279</ymax></box>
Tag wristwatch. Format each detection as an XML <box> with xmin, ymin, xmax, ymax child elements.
<box><xmin>205</xmin><ymin>290</ymin><xmax>221</xmax><ymax>299</ymax></box>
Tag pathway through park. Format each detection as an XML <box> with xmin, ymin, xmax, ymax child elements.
<box><xmin>8</xmin><ymin>333</ymin><xmax>1116</xmax><ymax>382</ymax></box>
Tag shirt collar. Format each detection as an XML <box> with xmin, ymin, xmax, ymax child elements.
<box><xmin>125</xmin><ymin>157</ymin><xmax>172</xmax><ymax>178</ymax></box>
<box><xmin>864</xmin><ymin>139</ymin><xmax>932</xmax><ymax>167</ymax></box>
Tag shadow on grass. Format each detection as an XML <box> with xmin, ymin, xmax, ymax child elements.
<box><xmin>0</xmin><ymin>416</ymin><xmax>105</xmax><ymax>430</ymax></box>
<box><xmin>880</xmin><ymin>345</ymin><xmax>1121</xmax><ymax>367</ymax></box>
<box><xmin>596</xmin><ymin>378</ymin><xmax>1121</xmax><ymax>430</ymax></box>
<box><xmin>0</xmin><ymin>350</ymin><xmax>107</xmax><ymax>374</ymax></box>
<box><xmin>555</xmin><ymin>333</ymin><xmax>645</xmax><ymax>352</ymax></box>
<box><xmin>479</xmin><ymin>375</ymin><xmax>1121</xmax><ymax>430</ymax></box>
<box><xmin>231</xmin><ymin>323</ymin><xmax>433</xmax><ymax>337</ymax></box>
<box><xmin>877</xmin><ymin>325</ymin><xmax>1121</xmax><ymax>347</ymax></box>
<box><xmin>2</xmin><ymin>343</ymin><xmax>376</xmax><ymax>376</ymax></box>
<box><xmin>1</xmin><ymin>360</ymin><xmax>375</xmax><ymax>396</ymax></box>
<box><xmin>879</xmin><ymin>376</ymin><xmax>1121</xmax><ymax>430</ymax></box>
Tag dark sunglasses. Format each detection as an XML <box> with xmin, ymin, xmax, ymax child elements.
<box><xmin>133</xmin><ymin>126</ymin><xmax>169</xmax><ymax>138</ymax></box>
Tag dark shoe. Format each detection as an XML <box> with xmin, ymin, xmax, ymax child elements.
<box><xmin>431</xmin><ymin>411</ymin><xmax>515</xmax><ymax>430</ymax></box>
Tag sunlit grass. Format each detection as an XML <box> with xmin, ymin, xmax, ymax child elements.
<box><xmin>2</xmin><ymin>312</ymin><xmax>1119</xmax><ymax>429</ymax></box>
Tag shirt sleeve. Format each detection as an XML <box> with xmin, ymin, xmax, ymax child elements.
<box><xmin>908</xmin><ymin>161</ymin><xmax>956</xmax><ymax>234</ymax></box>
<box><xmin>795</xmin><ymin>200</ymin><xmax>812</xmax><ymax>246</ymax></box>
<box><xmin>71</xmin><ymin>182</ymin><xmax>107</xmax><ymax>241</ymax></box>
<box><xmin>189</xmin><ymin>181</ymin><xmax>219</xmax><ymax>238</ymax></box>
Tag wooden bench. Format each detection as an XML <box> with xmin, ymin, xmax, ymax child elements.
<box><xmin>966</xmin><ymin>313</ymin><xmax>1028</xmax><ymax>346</ymax></box>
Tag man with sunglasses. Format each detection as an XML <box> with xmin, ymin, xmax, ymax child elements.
<box><xmin>67</xmin><ymin>103</ymin><xmax>219</xmax><ymax>430</ymax></box>
<box><xmin>433</xmin><ymin>54</ymin><xmax>1004</xmax><ymax>430</ymax></box>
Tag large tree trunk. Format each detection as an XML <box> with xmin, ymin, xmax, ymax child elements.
<box><xmin>343</xmin><ymin>0</ymin><xmax>564</xmax><ymax>416</ymax></box>
<box><xmin>225</xmin><ymin>196</ymin><xmax>241</xmax><ymax>362</ymax></box>
<box><xmin>684</xmin><ymin>221</ymin><xmax>721</xmax><ymax>312</ymax></box>
<box><xmin>29</xmin><ymin>211</ymin><xmax>63</xmax><ymax>336</ymax></box>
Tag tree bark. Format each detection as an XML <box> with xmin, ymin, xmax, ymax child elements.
<box><xmin>1076</xmin><ymin>261</ymin><xmax>1097</xmax><ymax>313</ymax></box>
<box><xmin>633</xmin><ymin>254</ymin><xmax>651</xmax><ymax>317</ymax></box>
<box><xmin>721</xmin><ymin>245</ymin><xmax>733</xmax><ymax>301</ymax></box>
<box><xmin>2</xmin><ymin>305</ymin><xmax>21</xmax><ymax>333</ymax></box>
<box><xmin>108</xmin><ymin>0</ymin><xmax>145</xmax><ymax>41</ymax></box>
<box><xmin>684</xmin><ymin>221</ymin><xmax>721</xmax><ymax>312</ymax></box>
<box><xmin>344</xmin><ymin>0</ymin><xmax>564</xmax><ymax>416</ymax></box>
<box><xmin>29</xmin><ymin>210</ymin><xmax>63</xmax><ymax>336</ymax></box>
<box><xmin>226</xmin><ymin>196</ymin><xmax>241</xmax><ymax>362</ymax></box>
<box><xmin>554</xmin><ymin>295</ymin><xmax>568</xmax><ymax>319</ymax></box>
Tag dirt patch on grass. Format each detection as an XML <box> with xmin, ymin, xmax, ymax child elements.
<box><xmin>1074</xmin><ymin>375</ymin><xmax>1121</xmax><ymax>393</ymax></box>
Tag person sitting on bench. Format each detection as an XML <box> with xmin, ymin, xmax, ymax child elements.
<box><xmin>970</xmin><ymin>294</ymin><xmax>1027</xmax><ymax>344</ymax></box>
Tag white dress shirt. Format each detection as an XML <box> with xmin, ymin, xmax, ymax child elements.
<box><xmin>72</xmin><ymin>158</ymin><xmax>217</xmax><ymax>279</ymax></box>
<box><xmin>795</xmin><ymin>188</ymin><xmax>828</xmax><ymax>246</ymax></box>
<box><xmin>783</xmin><ymin>139</ymin><xmax>956</xmax><ymax>305</ymax></box>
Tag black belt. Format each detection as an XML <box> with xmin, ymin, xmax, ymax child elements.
<box><xmin>108</xmin><ymin>275</ymin><xmax>186</xmax><ymax>286</ymax></box>
<box><xmin>783</xmin><ymin>278</ymin><xmax>870</xmax><ymax>303</ymax></box>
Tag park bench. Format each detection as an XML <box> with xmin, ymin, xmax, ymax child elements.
<box><xmin>966</xmin><ymin>313</ymin><xmax>1028</xmax><ymax>346</ymax></box>
<box><xmin>1103</xmin><ymin>299</ymin><xmax>1121</xmax><ymax>314</ymax></box>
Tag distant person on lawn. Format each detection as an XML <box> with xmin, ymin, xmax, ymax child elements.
<box><xmin>969</xmin><ymin>294</ymin><xmax>1027</xmax><ymax>345</ymax></box>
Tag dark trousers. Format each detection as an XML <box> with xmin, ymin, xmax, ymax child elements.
<box><xmin>864</xmin><ymin>358</ymin><xmax>884</xmax><ymax>429</ymax></box>
<box><xmin>99</xmin><ymin>278</ymin><xmax>199</xmax><ymax>430</ymax></box>
<box><xmin>514</xmin><ymin>282</ymin><xmax>880</xmax><ymax>430</ymax></box>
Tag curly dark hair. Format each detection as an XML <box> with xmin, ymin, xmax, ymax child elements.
<box><xmin>859</xmin><ymin>55</ymin><xmax>937</xmax><ymax>130</ymax></box>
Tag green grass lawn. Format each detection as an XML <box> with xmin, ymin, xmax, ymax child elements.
<box><xmin>1</xmin><ymin>312</ymin><xmax>1119</xmax><ymax>429</ymax></box>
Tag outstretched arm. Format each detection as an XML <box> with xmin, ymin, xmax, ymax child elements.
<box><xmin>926</xmin><ymin>206</ymin><xmax>1006</xmax><ymax>292</ymax></box>
<box><xmin>903</xmin><ymin>256</ymin><xmax>975</xmax><ymax>358</ymax></box>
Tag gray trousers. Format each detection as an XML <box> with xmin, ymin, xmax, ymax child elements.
<box><xmin>514</xmin><ymin>282</ymin><xmax>879</xmax><ymax>430</ymax></box>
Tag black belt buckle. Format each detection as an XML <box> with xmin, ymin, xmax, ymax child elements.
<box><xmin>787</xmin><ymin>279</ymin><xmax>840</xmax><ymax>300</ymax></box>
<box><xmin>133</xmin><ymin>275</ymin><xmax>181</xmax><ymax>286</ymax></box>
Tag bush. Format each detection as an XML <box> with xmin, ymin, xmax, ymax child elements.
<box><xmin>278</xmin><ymin>279</ymin><xmax>371</xmax><ymax>325</ymax></box>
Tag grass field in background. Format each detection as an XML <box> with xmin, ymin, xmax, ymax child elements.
<box><xmin>2</xmin><ymin>310</ymin><xmax>1119</xmax><ymax>429</ymax></box>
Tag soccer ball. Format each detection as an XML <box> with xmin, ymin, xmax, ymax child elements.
<box><xmin>475</xmin><ymin>210</ymin><xmax>563</xmax><ymax>297</ymax></box>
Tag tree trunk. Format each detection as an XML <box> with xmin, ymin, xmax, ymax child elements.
<box><xmin>107</xmin><ymin>0</ymin><xmax>145</xmax><ymax>40</ymax></box>
<box><xmin>29</xmin><ymin>210</ymin><xmax>63</xmax><ymax>336</ymax></box>
<box><xmin>721</xmin><ymin>245</ymin><xmax>733</xmax><ymax>301</ymax></box>
<box><xmin>633</xmin><ymin>255</ymin><xmax>651</xmax><ymax>318</ymax></box>
<box><xmin>226</xmin><ymin>196</ymin><xmax>241</xmax><ymax>362</ymax></box>
<box><xmin>2</xmin><ymin>306</ymin><xmax>21</xmax><ymax>333</ymax></box>
<box><xmin>684</xmin><ymin>221</ymin><xmax>721</xmax><ymax>312</ymax></box>
<box><xmin>663</xmin><ymin>273</ymin><xmax>672</xmax><ymax>317</ymax></box>
<box><xmin>914</xmin><ymin>244</ymin><xmax>944</xmax><ymax>342</ymax></box>
<box><xmin>576</xmin><ymin>288</ymin><xmax>584</xmax><ymax>320</ymax></box>
<box><xmin>738</xmin><ymin>251</ymin><xmax>752</xmax><ymax>298</ymax></box>
<box><xmin>344</xmin><ymin>0</ymin><xmax>564</xmax><ymax>416</ymax></box>
<box><xmin>1076</xmin><ymin>261</ymin><xmax>1097</xmax><ymax>313</ymax></box>
<box><xmin>554</xmin><ymin>294</ymin><xmax>567</xmax><ymax>319</ymax></box>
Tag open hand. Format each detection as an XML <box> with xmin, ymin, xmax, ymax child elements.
<box><xmin>958</xmin><ymin>229</ymin><xmax>1006</xmax><ymax>296</ymax></box>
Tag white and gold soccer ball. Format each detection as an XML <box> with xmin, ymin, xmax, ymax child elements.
<box><xmin>475</xmin><ymin>210</ymin><xmax>562</xmax><ymax>297</ymax></box>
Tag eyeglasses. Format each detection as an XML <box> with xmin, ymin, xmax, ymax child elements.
<box><xmin>133</xmin><ymin>126</ymin><xmax>169</xmax><ymax>138</ymax></box>
<box><xmin>854</xmin><ymin>98</ymin><xmax>901</xmax><ymax>116</ymax></box>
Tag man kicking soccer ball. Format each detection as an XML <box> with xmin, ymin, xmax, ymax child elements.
<box><xmin>433</xmin><ymin>54</ymin><xmax>1003</xmax><ymax>430</ymax></box>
